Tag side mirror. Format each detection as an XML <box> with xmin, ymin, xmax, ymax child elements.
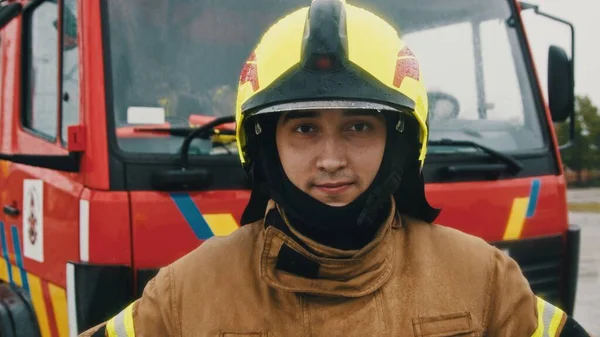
<box><xmin>0</xmin><ymin>3</ymin><xmax>22</xmax><ymax>29</ymax></box>
<box><xmin>548</xmin><ymin>45</ymin><xmax>574</xmax><ymax>122</ymax></box>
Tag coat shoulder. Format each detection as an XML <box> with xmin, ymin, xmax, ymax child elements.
<box><xmin>400</xmin><ymin>215</ymin><xmax>501</xmax><ymax>282</ymax></box>
<box><xmin>169</xmin><ymin>221</ymin><xmax>264</xmax><ymax>281</ymax></box>
<box><xmin>403</xmin><ymin>215</ymin><xmax>497</xmax><ymax>259</ymax></box>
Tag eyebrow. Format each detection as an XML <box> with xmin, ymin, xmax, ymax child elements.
<box><xmin>281</xmin><ymin>110</ymin><xmax>319</xmax><ymax>124</ymax></box>
<box><xmin>281</xmin><ymin>109</ymin><xmax>382</xmax><ymax>124</ymax></box>
<box><xmin>342</xmin><ymin>110</ymin><xmax>382</xmax><ymax>118</ymax></box>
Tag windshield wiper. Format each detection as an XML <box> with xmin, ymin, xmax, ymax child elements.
<box><xmin>179</xmin><ymin>115</ymin><xmax>236</xmax><ymax>169</ymax></box>
<box><xmin>428</xmin><ymin>139</ymin><xmax>523</xmax><ymax>175</ymax></box>
<box><xmin>132</xmin><ymin>126</ymin><xmax>235</xmax><ymax>138</ymax></box>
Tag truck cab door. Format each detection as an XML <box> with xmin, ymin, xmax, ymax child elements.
<box><xmin>0</xmin><ymin>1</ymin><xmax>82</xmax><ymax>335</ymax></box>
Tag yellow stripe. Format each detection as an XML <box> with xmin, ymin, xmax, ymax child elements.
<box><xmin>124</xmin><ymin>303</ymin><xmax>136</xmax><ymax>337</ymax></box>
<box><xmin>11</xmin><ymin>265</ymin><xmax>22</xmax><ymax>286</ymax></box>
<box><xmin>504</xmin><ymin>197</ymin><xmax>530</xmax><ymax>240</ymax></box>
<box><xmin>532</xmin><ymin>297</ymin><xmax>545</xmax><ymax>337</ymax></box>
<box><xmin>548</xmin><ymin>305</ymin><xmax>565</xmax><ymax>337</ymax></box>
<box><xmin>106</xmin><ymin>316</ymin><xmax>118</xmax><ymax>337</ymax></box>
<box><xmin>28</xmin><ymin>274</ymin><xmax>51</xmax><ymax>337</ymax></box>
<box><xmin>0</xmin><ymin>160</ymin><xmax>10</xmax><ymax>178</ymax></box>
<box><xmin>0</xmin><ymin>259</ymin><xmax>8</xmax><ymax>282</ymax></box>
<box><xmin>204</xmin><ymin>214</ymin><xmax>239</xmax><ymax>237</ymax></box>
<box><xmin>48</xmin><ymin>283</ymin><xmax>69</xmax><ymax>337</ymax></box>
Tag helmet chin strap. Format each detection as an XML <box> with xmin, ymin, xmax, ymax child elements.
<box><xmin>357</xmin><ymin>116</ymin><xmax>412</xmax><ymax>227</ymax></box>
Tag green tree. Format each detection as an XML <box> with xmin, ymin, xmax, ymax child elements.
<box><xmin>556</xmin><ymin>95</ymin><xmax>600</xmax><ymax>184</ymax></box>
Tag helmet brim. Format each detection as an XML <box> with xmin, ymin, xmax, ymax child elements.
<box><xmin>252</xmin><ymin>100</ymin><xmax>407</xmax><ymax>116</ymax></box>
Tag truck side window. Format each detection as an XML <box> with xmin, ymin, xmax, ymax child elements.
<box><xmin>61</xmin><ymin>0</ymin><xmax>79</xmax><ymax>143</ymax></box>
<box><xmin>24</xmin><ymin>1</ymin><xmax>59</xmax><ymax>140</ymax></box>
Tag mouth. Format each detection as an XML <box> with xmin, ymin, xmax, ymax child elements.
<box><xmin>313</xmin><ymin>181</ymin><xmax>355</xmax><ymax>194</ymax></box>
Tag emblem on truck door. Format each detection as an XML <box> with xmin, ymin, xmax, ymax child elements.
<box><xmin>27</xmin><ymin>196</ymin><xmax>37</xmax><ymax>245</ymax></box>
<box><xmin>23</xmin><ymin>180</ymin><xmax>44</xmax><ymax>263</ymax></box>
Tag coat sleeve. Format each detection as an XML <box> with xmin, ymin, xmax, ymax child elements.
<box><xmin>485</xmin><ymin>248</ymin><xmax>591</xmax><ymax>337</ymax></box>
<box><xmin>78</xmin><ymin>266</ymin><xmax>179</xmax><ymax>337</ymax></box>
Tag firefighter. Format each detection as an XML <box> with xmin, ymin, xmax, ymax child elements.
<box><xmin>80</xmin><ymin>1</ymin><xmax>592</xmax><ymax>336</ymax></box>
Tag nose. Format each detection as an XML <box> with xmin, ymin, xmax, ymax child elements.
<box><xmin>316</xmin><ymin>137</ymin><xmax>347</xmax><ymax>173</ymax></box>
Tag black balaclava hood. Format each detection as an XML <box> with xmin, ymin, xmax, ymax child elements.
<box><xmin>240</xmin><ymin>111</ymin><xmax>440</xmax><ymax>250</ymax></box>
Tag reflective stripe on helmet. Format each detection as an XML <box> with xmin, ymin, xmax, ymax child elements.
<box><xmin>106</xmin><ymin>302</ymin><xmax>136</xmax><ymax>337</ymax></box>
<box><xmin>253</xmin><ymin>100</ymin><xmax>404</xmax><ymax>116</ymax></box>
<box><xmin>531</xmin><ymin>297</ymin><xmax>566</xmax><ymax>337</ymax></box>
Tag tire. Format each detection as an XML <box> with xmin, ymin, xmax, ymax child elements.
<box><xmin>0</xmin><ymin>281</ymin><xmax>41</xmax><ymax>337</ymax></box>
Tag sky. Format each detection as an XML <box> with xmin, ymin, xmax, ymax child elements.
<box><xmin>522</xmin><ymin>0</ymin><xmax>600</xmax><ymax>107</ymax></box>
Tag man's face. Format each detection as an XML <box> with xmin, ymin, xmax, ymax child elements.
<box><xmin>276</xmin><ymin>109</ymin><xmax>387</xmax><ymax>207</ymax></box>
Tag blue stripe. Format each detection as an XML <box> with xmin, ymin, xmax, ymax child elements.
<box><xmin>169</xmin><ymin>193</ymin><xmax>214</xmax><ymax>240</ymax></box>
<box><xmin>0</xmin><ymin>222</ymin><xmax>13</xmax><ymax>285</ymax></box>
<box><xmin>10</xmin><ymin>226</ymin><xmax>29</xmax><ymax>293</ymax></box>
<box><xmin>526</xmin><ymin>179</ymin><xmax>541</xmax><ymax>218</ymax></box>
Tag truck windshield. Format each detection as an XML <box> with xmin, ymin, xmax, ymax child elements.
<box><xmin>103</xmin><ymin>0</ymin><xmax>545</xmax><ymax>157</ymax></box>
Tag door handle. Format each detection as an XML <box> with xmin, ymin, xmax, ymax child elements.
<box><xmin>3</xmin><ymin>205</ymin><xmax>20</xmax><ymax>217</ymax></box>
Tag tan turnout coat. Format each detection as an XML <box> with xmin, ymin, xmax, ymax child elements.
<box><xmin>81</xmin><ymin>200</ymin><xmax>567</xmax><ymax>337</ymax></box>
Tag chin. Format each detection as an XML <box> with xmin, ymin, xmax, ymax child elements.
<box><xmin>313</xmin><ymin>196</ymin><xmax>354</xmax><ymax>207</ymax></box>
<box><xmin>307</xmin><ymin>190</ymin><xmax>359</xmax><ymax>207</ymax></box>
<box><xmin>324</xmin><ymin>201</ymin><xmax>350</xmax><ymax>207</ymax></box>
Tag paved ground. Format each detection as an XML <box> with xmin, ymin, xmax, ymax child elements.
<box><xmin>567</xmin><ymin>188</ymin><xmax>600</xmax><ymax>204</ymax></box>
<box><xmin>567</xmin><ymin>188</ymin><xmax>599</xmax><ymax>335</ymax></box>
<box><xmin>570</xmin><ymin>212</ymin><xmax>599</xmax><ymax>335</ymax></box>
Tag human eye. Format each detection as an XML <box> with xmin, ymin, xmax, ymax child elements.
<box><xmin>293</xmin><ymin>124</ymin><xmax>317</xmax><ymax>134</ymax></box>
<box><xmin>347</xmin><ymin>123</ymin><xmax>371</xmax><ymax>132</ymax></box>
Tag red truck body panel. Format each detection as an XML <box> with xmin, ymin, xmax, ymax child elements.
<box><xmin>129</xmin><ymin>175</ymin><xmax>568</xmax><ymax>270</ymax></box>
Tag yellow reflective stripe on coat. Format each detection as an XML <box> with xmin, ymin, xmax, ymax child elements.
<box><xmin>106</xmin><ymin>302</ymin><xmax>136</xmax><ymax>337</ymax></box>
<box><xmin>531</xmin><ymin>297</ymin><xmax>566</xmax><ymax>337</ymax></box>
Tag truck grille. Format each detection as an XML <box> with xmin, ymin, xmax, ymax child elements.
<box><xmin>492</xmin><ymin>235</ymin><xmax>564</xmax><ymax>307</ymax></box>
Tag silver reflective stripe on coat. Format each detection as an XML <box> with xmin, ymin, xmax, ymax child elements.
<box><xmin>114</xmin><ymin>309</ymin><xmax>127</xmax><ymax>337</ymax></box>
<box><xmin>107</xmin><ymin>302</ymin><xmax>136</xmax><ymax>337</ymax></box>
<box><xmin>531</xmin><ymin>296</ymin><xmax>566</xmax><ymax>337</ymax></box>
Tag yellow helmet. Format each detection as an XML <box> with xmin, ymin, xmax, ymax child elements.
<box><xmin>235</xmin><ymin>0</ymin><xmax>430</xmax><ymax>170</ymax></box>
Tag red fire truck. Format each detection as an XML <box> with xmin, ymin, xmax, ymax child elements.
<box><xmin>0</xmin><ymin>0</ymin><xmax>580</xmax><ymax>336</ymax></box>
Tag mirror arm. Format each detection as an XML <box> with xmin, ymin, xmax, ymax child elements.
<box><xmin>559</xmin><ymin>139</ymin><xmax>573</xmax><ymax>152</ymax></box>
<box><xmin>533</xmin><ymin>11</ymin><xmax>575</xmax><ymax>73</ymax></box>
<box><xmin>558</xmin><ymin>112</ymin><xmax>576</xmax><ymax>151</ymax></box>
<box><xmin>523</xmin><ymin>3</ymin><xmax>576</xmax><ymax>152</ymax></box>
<box><xmin>528</xmin><ymin>6</ymin><xmax>575</xmax><ymax>98</ymax></box>
<box><xmin>540</xmin><ymin>12</ymin><xmax>575</xmax><ymax>151</ymax></box>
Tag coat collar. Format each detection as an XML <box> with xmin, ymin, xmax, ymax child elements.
<box><xmin>259</xmin><ymin>198</ymin><xmax>400</xmax><ymax>298</ymax></box>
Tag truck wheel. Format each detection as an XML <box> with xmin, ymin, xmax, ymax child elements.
<box><xmin>0</xmin><ymin>281</ymin><xmax>41</xmax><ymax>337</ymax></box>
